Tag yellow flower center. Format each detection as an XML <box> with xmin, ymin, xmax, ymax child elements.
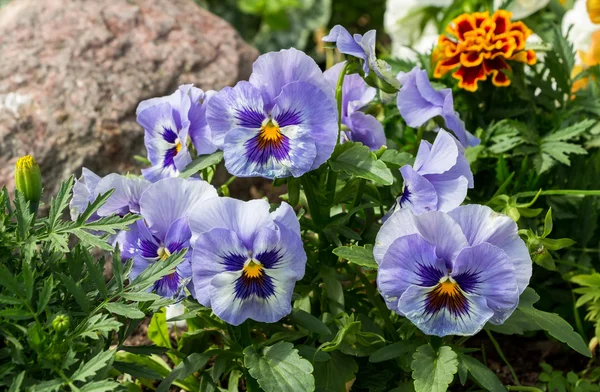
<box><xmin>175</xmin><ymin>139</ymin><xmax>182</xmax><ymax>154</ymax></box>
<box><xmin>16</xmin><ymin>155</ymin><xmax>37</xmax><ymax>170</ymax></box>
<box><xmin>157</xmin><ymin>246</ymin><xmax>171</xmax><ymax>261</ymax></box>
<box><xmin>243</xmin><ymin>260</ymin><xmax>264</xmax><ymax>279</ymax></box>
<box><xmin>436</xmin><ymin>280</ymin><xmax>461</xmax><ymax>296</ymax></box>
<box><xmin>260</xmin><ymin>120</ymin><xmax>282</xmax><ymax>142</ymax></box>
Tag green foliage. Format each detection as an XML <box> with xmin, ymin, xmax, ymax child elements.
<box><xmin>329</xmin><ymin>142</ymin><xmax>394</xmax><ymax>185</ymax></box>
<box><xmin>411</xmin><ymin>345</ymin><xmax>458</xmax><ymax>392</ymax></box>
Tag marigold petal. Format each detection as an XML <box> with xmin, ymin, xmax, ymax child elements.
<box><xmin>453</xmin><ymin>65</ymin><xmax>486</xmax><ymax>92</ymax></box>
<box><xmin>492</xmin><ymin>10</ymin><xmax>513</xmax><ymax>35</ymax></box>
<box><xmin>460</xmin><ymin>52</ymin><xmax>485</xmax><ymax>67</ymax></box>
<box><xmin>526</xmin><ymin>50</ymin><xmax>537</xmax><ymax>65</ymax></box>
<box><xmin>434</xmin><ymin>53</ymin><xmax>462</xmax><ymax>77</ymax></box>
<box><xmin>452</xmin><ymin>14</ymin><xmax>476</xmax><ymax>41</ymax></box>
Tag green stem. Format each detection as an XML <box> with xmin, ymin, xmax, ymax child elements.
<box><xmin>326</xmin><ymin>170</ymin><xmax>338</xmax><ymax>209</ymax></box>
<box><xmin>485</xmin><ymin>329</ymin><xmax>520</xmax><ymax>385</ymax></box>
<box><xmin>335</xmin><ymin>62</ymin><xmax>350</xmax><ymax>144</ymax></box>
<box><xmin>352</xmin><ymin>179</ymin><xmax>366</xmax><ymax>209</ymax></box>
<box><xmin>515</xmin><ymin>190</ymin><xmax>600</xmax><ymax>199</ymax></box>
<box><xmin>240</xmin><ymin>321</ymin><xmax>252</xmax><ymax>348</ymax></box>
<box><xmin>301</xmin><ymin>176</ymin><xmax>324</xmax><ymax>229</ymax></box>
<box><xmin>355</xmin><ymin>267</ymin><xmax>399</xmax><ymax>341</ymax></box>
<box><xmin>507</xmin><ymin>387</ymin><xmax>543</xmax><ymax>392</ymax></box>
<box><xmin>414</xmin><ymin>125</ymin><xmax>425</xmax><ymax>155</ymax></box>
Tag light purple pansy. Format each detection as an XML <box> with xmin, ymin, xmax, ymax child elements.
<box><xmin>374</xmin><ymin>205</ymin><xmax>532</xmax><ymax>337</ymax></box>
<box><xmin>189</xmin><ymin>198</ymin><xmax>306</xmax><ymax>325</ymax></box>
<box><xmin>70</xmin><ymin>168</ymin><xmax>150</xmax><ymax>220</ymax></box>
<box><xmin>137</xmin><ymin>85</ymin><xmax>217</xmax><ymax>182</ymax></box>
<box><xmin>397</xmin><ymin>67</ymin><xmax>479</xmax><ymax>148</ymax></box>
<box><xmin>206</xmin><ymin>48</ymin><xmax>337</xmax><ymax>179</ymax></box>
<box><xmin>323</xmin><ymin>62</ymin><xmax>387</xmax><ymax>150</ymax></box>
<box><xmin>115</xmin><ymin>177</ymin><xmax>218</xmax><ymax>298</ymax></box>
<box><xmin>322</xmin><ymin>25</ymin><xmax>376</xmax><ymax>76</ymax></box>
<box><xmin>390</xmin><ymin>130</ymin><xmax>474</xmax><ymax>216</ymax></box>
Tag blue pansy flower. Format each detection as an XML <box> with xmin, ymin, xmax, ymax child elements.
<box><xmin>207</xmin><ymin>48</ymin><xmax>337</xmax><ymax>179</ymax></box>
<box><xmin>374</xmin><ymin>205</ymin><xmax>532</xmax><ymax>337</ymax></box>
<box><xmin>323</xmin><ymin>25</ymin><xmax>376</xmax><ymax>76</ymax></box>
<box><xmin>189</xmin><ymin>198</ymin><xmax>306</xmax><ymax>325</ymax></box>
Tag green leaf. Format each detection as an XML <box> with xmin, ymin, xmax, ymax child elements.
<box><xmin>313</xmin><ymin>351</ymin><xmax>358</xmax><ymax>392</ymax></box>
<box><xmin>321</xmin><ymin>270</ymin><xmax>344</xmax><ymax>316</ymax></box>
<box><xmin>329</xmin><ymin>142</ymin><xmax>393</xmax><ymax>185</ymax></box>
<box><xmin>540</xmin><ymin>237</ymin><xmax>576</xmax><ymax>250</ymax></box>
<box><xmin>457</xmin><ymin>353</ymin><xmax>506</xmax><ymax>392</ymax></box>
<box><xmin>104</xmin><ymin>302</ymin><xmax>145</xmax><ymax>319</ymax></box>
<box><xmin>148</xmin><ymin>308</ymin><xmax>172</xmax><ymax>348</ymax></box>
<box><xmin>320</xmin><ymin>320</ymin><xmax>361</xmax><ymax>353</ymax></box>
<box><xmin>71</xmin><ymin>229</ymin><xmax>114</xmax><ymax>251</ymax></box>
<box><xmin>57</xmin><ymin>273</ymin><xmax>90</xmax><ymax>312</ymax></box>
<box><xmin>37</xmin><ymin>275</ymin><xmax>53</xmax><ymax>314</ymax></box>
<box><xmin>70</xmin><ymin>349</ymin><xmax>116</xmax><ymax>382</ymax></box>
<box><xmin>79</xmin><ymin>380</ymin><xmax>121</xmax><ymax>392</ymax></box>
<box><xmin>121</xmin><ymin>292</ymin><xmax>162</xmax><ymax>302</ymax></box>
<box><xmin>541</xmin><ymin>141</ymin><xmax>587</xmax><ymax>166</ymax></box>
<box><xmin>14</xmin><ymin>190</ymin><xmax>34</xmax><ymax>240</ymax></box>
<box><xmin>370</xmin><ymin>341</ymin><xmax>418</xmax><ymax>363</ymax></box>
<box><xmin>544</xmin><ymin>119</ymin><xmax>596</xmax><ymax>142</ymax></box>
<box><xmin>287</xmin><ymin>177</ymin><xmax>300</xmax><ymax>207</ymax></box>
<box><xmin>129</xmin><ymin>249</ymin><xmax>186</xmax><ymax>292</ymax></box>
<box><xmin>48</xmin><ymin>176</ymin><xmax>74</xmax><ymax>231</ymax></box>
<box><xmin>244</xmin><ymin>342</ymin><xmax>315</xmax><ymax>392</ymax></box>
<box><xmin>543</xmin><ymin>208</ymin><xmax>553</xmax><ymax>238</ymax></box>
<box><xmin>82</xmin><ymin>213</ymin><xmax>141</xmax><ymax>234</ymax></box>
<box><xmin>83</xmin><ymin>253</ymin><xmax>107</xmax><ymax>299</ymax></box>
<box><xmin>156</xmin><ymin>352</ymin><xmax>212</xmax><ymax>392</ymax></box>
<box><xmin>8</xmin><ymin>371</ymin><xmax>25</xmax><ymax>392</ymax></box>
<box><xmin>112</xmin><ymin>246</ymin><xmax>124</xmax><ymax>292</ymax></box>
<box><xmin>75</xmin><ymin>189</ymin><xmax>115</xmax><ymax>225</ymax></box>
<box><xmin>517</xmin><ymin>288</ymin><xmax>591</xmax><ymax>357</ymax></box>
<box><xmin>379</xmin><ymin>150</ymin><xmax>414</xmax><ymax>168</ymax></box>
<box><xmin>0</xmin><ymin>265</ymin><xmax>23</xmax><ymax>297</ymax></box>
<box><xmin>411</xmin><ymin>345</ymin><xmax>458</xmax><ymax>392</ymax></box>
<box><xmin>290</xmin><ymin>309</ymin><xmax>331</xmax><ymax>336</ymax></box>
<box><xmin>76</xmin><ymin>314</ymin><xmax>122</xmax><ymax>340</ymax></box>
<box><xmin>114</xmin><ymin>361</ymin><xmax>164</xmax><ymax>380</ymax></box>
<box><xmin>179</xmin><ymin>151</ymin><xmax>224</xmax><ymax>178</ymax></box>
<box><xmin>333</xmin><ymin>244</ymin><xmax>377</xmax><ymax>269</ymax></box>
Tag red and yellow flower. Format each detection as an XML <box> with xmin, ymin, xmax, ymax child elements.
<box><xmin>433</xmin><ymin>10</ymin><xmax>537</xmax><ymax>92</ymax></box>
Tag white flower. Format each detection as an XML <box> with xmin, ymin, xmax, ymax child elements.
<box><xmin>165</xmin><ymin>303</ymin><xmax>187</xmax><ymax>328</ymax></box>
<box><xmin>384</xmin><ymin>0</ymin><xmax>453</xmax><ymax>61</ymax></box>
<box><xmin>563</xmin><ymin>0</ymin><xmax>600</xmax><ymax>63</ymax></box>
<box><xmin>494</xmin><ymin>0</ymin><xmax>550</xmax><ymax>20</ymax></box>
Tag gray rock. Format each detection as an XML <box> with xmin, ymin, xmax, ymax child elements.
<box><xmin>0</xmin><ymin>0</ymin><xmax>258</xmax><ymax>197</ymax></box>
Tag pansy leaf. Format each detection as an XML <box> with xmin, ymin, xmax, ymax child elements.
<box><xmin>329</xmin><ymin>142</ymin><xmax>393</xmax><ymax>185</ymax></box>
<box><xmin>244</xmin><ymin>342</ymin><xmax>315</xmax><ymax>392</ymax></box>
<box><xmin>411</xmin><ymin>345</ymin><xmax>458</xmax><ymax>392</ymax></box>
<box><xmin>156</xmin><ymin>352</ymin><xmax>213</xmax><ymax>392</ymax></box>
<box><xmin>379</xmin><ymin>150</ymin><xmax>414</xmax><ymax>168</ymax></box>
<box><xmin>333</xmin><ymin>244</ymin><xmax>377</xmax><ymax>269</ymax></box>
<box><xmin>369</xmin><ymin>341</ymin><xmax>420</xmax><ymax>363</ymax></box>
<box><xmin>290</xmin><ymin>309</ymin><xmax>331</xmax><ymax>336</ymax></box>
<box><xmin>179</xmin><ymin>151</ymin><xmax>224</xmax><ymax>179</ymax></box>
<box><xmin>313</xmin><ymin>351</ymin><xmax>358</xmax><ymax>392</ymax></box>
<box><xmin>457</xmin><ymin>353</ymin><xmax>506</xmax><ymax>392</ymax></box>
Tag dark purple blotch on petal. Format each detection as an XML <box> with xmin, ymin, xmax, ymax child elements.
<box><xmin>236</xmin><ymin>107</ymin><xmax>265</xmax><ymax>128</ymax></box>
<box><xmin>234</xmin><ymin>270</ymin><xmax>276</xmax><ymax>300</ymax></box>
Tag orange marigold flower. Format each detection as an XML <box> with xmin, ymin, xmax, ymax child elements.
<box><xmin>433</xmin><ymin>10</ymin><xmax>537</xmax><ymax>92</ymax></box>
<box><xmin>572</xmin><ymin>30</ymin><xmax>600</xmax><ymax>93</ymax></box>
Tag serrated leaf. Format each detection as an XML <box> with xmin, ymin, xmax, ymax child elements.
<box><xmin>244</xmin><ymin>342</ymin><xmax>314</xmax><ymax>392</ymax></box>
<box><xmin>105</xmin><ymin>302</ymin><xmax>145</xmax><ymax>319</ymax></box>
<box><xmin>58</xmin><ymin>272</ymin><xmax>90</xmax><ymax>312</ymax></box>
<box><xmin>14</xmin><ymin>190</ymin><xmax>34</xmax><ymax>240</ymax></box>
<box><xmin>112</xmin><ymin>246</ymin><xmax>124</xmax><ymax>292</ymax></box>
<box><xmin>290</xmin><ymin>309</ymin><xmax>331</xmax><ymax>336</ymax></box>
<box><xmin>329</xmin><ymin>142</ymin><xmax>393</xmax><ymax>185</ymax></box>
<box><xmin>82</xmin><ymin>213</ymin><xmax>141</xmax><ymax>234</ymax></box>
<box><xmin>332</xmin><ymin>244</ymin><xmax>377</xmax><ymax>269</ymax></box>
<box><xmin>121</xmin><ymin>292</ymin><xmax>162</xmax><ymax>302</ymax></box>
<box><xmin>75</xmin><ymin>190</ymin><xmax>115</xmax><ymax>226</ymax></box>
<box><xmin>411</xmin><ymin>345</ymin><xmax>458</xmax><ymax>392</ymax></box>
<box><xmin>0</xmin><ymin>265</ymin><xmax>23</xmax><ymax>297</ymax></box>
<box><xmin>544</xmin><ymin>119</ymin><xmax>596</xmax><ymax>142</ymax></box>
<box><xmin>148</xmin><ymin>308</ymin><xmax>172</xmax><ymax>348</ymax></box>
<box><xmin>543</xmin><ymin>208</ymin><xmax>553</xmax><ymax>238</ymax></box>
<box><xmin>83</xmin><ymin>252</ymin><xmax>107</xmax><ymax>299</ymax></box>
<box><xmin>37</xmin><ymin>275</ymin><xmax>53</xmax><ymax>314</ymax></box>
<box><xmin>75</xmin><ymin>314</ymin><xmax>122</xmax><ymax>339</ymax></box>
<box><xmin>179</xmin><ymin>151</ymin><xmax>224</xmax><ymax>179</ymax></box>
<box><xmin>457</xmin><ymin>353</ymin><xmax>506</xmax><ymax>392</ymax></box>
<box><xmin>542</xmin><ymin>141</ymin><xmax>587</xmax><ymax>166</ymax></box>
<box><xmin>48</xmin><ymin>176</ymin><xmax>74</xmax><ymax>231</ymax></box>
<box><xmin>517</xmin><ymin>288</ymin><xmax>591</xmax><ymax>357</ymax></box>
<box><xmin>79</xmin><ymin>380</ymin><xmax>120</xmax><ymax>392</ymax></box>
<box><xmin>8</xmin><ymin>371</ymin><xmax>24</xmax><ymax>392</ymax></box>
<box><xmin>70</xmin><ymin>349</ymin><xmax>116</xmax><ymax>382</ymax></box>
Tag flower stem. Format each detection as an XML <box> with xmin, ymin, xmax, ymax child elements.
<box><xmin>507</xmin><ymin>387</ymin><xmax>543</xmax><ymax>392</ymax></box>
<box><xmin>335</xmin><ymin>62</ymin><xmax>350</xmax><ymax>144</ymax></box>
<box><xmin>301</xmin><ymin>175</ymin><xmax>324</xmax><ymax>229</ymax></box>
<box><xmin>355</xmin><ymin>266</ymin><xmax>399</xmax><ymax>341</ymax></box>
<box><xmin>485</xmin><ymin>329</ymin><xmax>520</xmax><ymax>385</ymax></box>
<box><xmin>413</xmin><ymin>125</ymin><xmax>425</xmax><ymax>155</ymax></box>
<box><xmin>515</xmin><ymin>189</ymin><xmax>600</xmax><ymax>199</ymax></box>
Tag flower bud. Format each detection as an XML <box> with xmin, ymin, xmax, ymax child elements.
<box><xmin>588</xmin><ymin>0</ymin><xmax>600</xmax><ymax>23</ymax></box>
<box><xmin>15</xmin><ymin>155</ymin><xmax>42</xmax><ymax>213</ymax></box>
<box><xmin>52</xmin><ymin>314</ymin><xmax>70</xmax><ymax>333</ymax></box>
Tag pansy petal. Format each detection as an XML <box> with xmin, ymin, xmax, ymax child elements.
<box><xmin>374</xmin><ymin>209</ymin><xmax>469</xmax><ymax>266</ymax></box>
<box><xmin>324</xmin><ymin>62</ymin><xmax>376</xmax><ymax>117</ymax></box>
<box><xmin>192</xmin><ymin>227</ymin><xmax>248</xmax><ymax>307</ymax></box>
<box><xmin>442</xmin><ymin>93</ymin><xmax>480</xmax><ymax>147</ymax></box>
<box><xmin>135</xmin><ymin>219</ymin><xmax>161</xmax><ymax>257</ymax></box>
<box><xmin>397</xmin><ymin>79</ymin><xmax>444</xmax><ymax>128</ymax></box>
<box><xmin>189</xmin><ymin>197</ymin><xmax>275</xmax><ymax>249</ymax></box>
<box><xmin>165</xmin><ymin>216</ymin><xmax>192</xmax><ymax>253</ymax></box>
<box><xmin>131</xmin><ymin>254</ymin><xmax>153</xmax><ymax>282</ymax></box>
<box><xmin>272</xmin><ymin>81</ymin><xmax>337</xmax><ymax>171</ymax></box>
<box><xmin>270</xmin><ymin>202</ymin><xmax>301</xmax><ymax>235</ymax></box>
<box><xmin>452</xmin><ymin>243</ymin><xmax>519</xmax><ymax>324</ymax></box>
<box><xmin>398</xmin><ymin>285</ymin><xmax>494</xmax><ymax>336</ymax></box>
<box><xmin>137</xmin><ymin>102</ymin><xmax>179</xmax><ymax>137</ymax></box>
<box><xmin>448</xmin><ymin>205</ymin><xmax>532</xmax><ymax>294</ymax></box>
<box><xmin>113</xmin><ymin>223</ymin><xmax>140</xmax><ymax>261</ymax></box>
<box><xmin>399</xmin><ymin>165</ymin><xmax>438</xmax><ymax>214</ymax></box>
<box><xmin>95</xmin><ymin>175</ymin><xmax>150</xmax><ymax>217</ymax></box>
<box><xmin>378</xmin><ymin>234</ymin><xmax>447</xmax><ymax>312</ymax></box>
<box><xmin>70</xmin><ymin>168</ymin><xmax>102</xmax><ymax>220</ymax></box>
<box><xmin>249</xmin><ymin>48</ymin><xmax>334</xmax><ymax>109</ymax></box>
<box><xmin>345</xmin><ymin>112</ymin><xmax>387</xmax><ymax>150</ymax></box>
<box><xmin>140</xmin><ymin>177</ymin><xmax>218</xmax><ymax>237</ymax></box>
<box><xmin>206</xmin><ymin>81</ymin><xmax>266</xmax><ymax>148</ymax></box>
<box><xmin>430</xmin><ymin>176</ymin><xmax>469</xmax><ymax>212</ymax></box>
<box><xmin>252</xmin><ymin>225</ymin><xmax>306</xmax><ymax>280</ymax></box>
<box><xmin>413</xmin><ymin>130</ymin><xmax>459</xmax><ymax>175</ymax></box>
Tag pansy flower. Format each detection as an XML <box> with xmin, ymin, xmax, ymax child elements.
<box><xmin>70</xmin><ymin>168</ymin><xmax>150</xmax><ymax>220</ymax></box>
<box><xmin>137</xmin><ymin>85</ymin><xmax>217</xmax><ymax>181</ymax></box>
<box><xmin>397</xmin><ymin>67</ymin><xmax>479</xmax><ymax>147</ymax></box>
<box><xmin>115</xmin><ymin>177</ymin><xmax>218</xmax><ymax>298</ymax></box>
<box><xmin>207</xmin><ymin>48</ymin><xmax>337</xmax><ymax>179</ymax></box>
<box><xmin>433</xmin><ymin>10</ymin><xmax>537</xmax><ymax>92</ymax></box>
<box><xmin>323</xmin><ymin>62</ymin><xmax>387</xmax><ymax>150</ymax></box>
<box><xmin>374</xmin><ymin>205</ymin><xmax>532</xmax><ymax>336</ymax></box>
<box><xmin>189</xmin><ymin>198</ymin><xmax>306</xmax><ymax>325</ymax></box>
<box><xmin>391</xmin><ymin>130</ymin><xmax>473</xmax><ymax>216</ymax></box>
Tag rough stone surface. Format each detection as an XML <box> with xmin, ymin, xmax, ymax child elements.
<box><xmin>0</xmin><ymin>0</ymin><xmax>258</xmax><ymax>197</ymax></box>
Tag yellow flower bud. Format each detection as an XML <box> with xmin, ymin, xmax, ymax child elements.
<box><xmin>588</xmin><ymin>0</ymin><xmax>600</xmax><ymax>23</ymax></box>
<box><xmin>15</xmin><ymin>155</ymin><xmax>42</xmax><ymax>213</ymax></box>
